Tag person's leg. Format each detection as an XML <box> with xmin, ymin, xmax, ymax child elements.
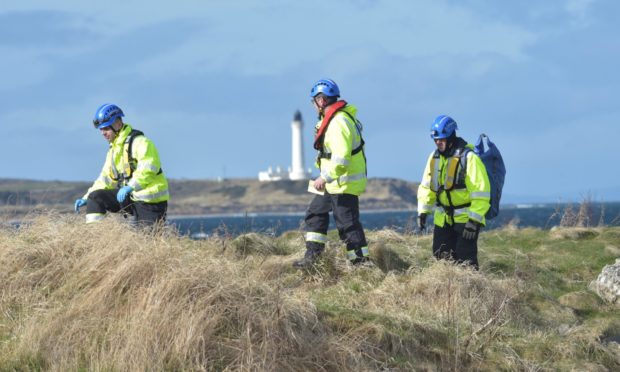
<box><xmin>452</xmin><ymin>223</ymin><xmax>479</xmax><ymax>269</ymax></box>
<box><xmin>294</xmin><ymin>194</ymin><xmax>331</xmax><ymax>268</ymax></box>
<box><xmin>432</xmin><ymin>223</ymin><xmax>458</xmax><ymax>261</ymax></box>
<box><xmin>133</xmin><ymin>201</ymin><xmax>168</xmax><ymax>229</ymax></box>
<box><xmin>331</xmin><ymin>193</ymin><xmax>369</xmax><ymax>264</ymax></box>
<box><xmin>85</xmin><ymin>189</ymin><xmax>122</xmax><ymax>223</ymax></box>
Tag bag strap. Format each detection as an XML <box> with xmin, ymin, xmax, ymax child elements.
<box><xmin>342</xmin><ymin>111</ymin><xmax>367</xmax><ymax>176</ymax></box>
<box><xmin>125</xmin><ymin>129</ymin><xmax>144</xmax><ymax>174</ymax></box>
<box><xmin>435</xmin><ymin>146</ymin><xmax>470</xmax><ymax>220</ymax></box>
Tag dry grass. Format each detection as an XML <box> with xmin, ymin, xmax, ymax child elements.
<box><xmin>549</xmin><ymin>226</ymin><xmax>599</xmax><ymax>240</ymax></box>
<box><xmin>0</xmin><ymin>215</ymin><xmax>334</xmax><ymax>371</ymax></box>
<box><xmin>547</xmin><ymin>195</ymin><xmax>619</xmax><ymax>229</ymax></box>
<box><xmin>0</xmin><ymin>213</ymin><xmax>619</xmax><ymax>371</ymax></box>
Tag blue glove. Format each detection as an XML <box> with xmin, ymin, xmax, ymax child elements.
<box><xmin>74</xmin><ymin>198</ymin><xmax>87</xmax><ymax>213</ymax></box>
<box><xmin>116</xmin><ymin>186</ymin><xmax>134</xmax><ymax>203</ymax></box>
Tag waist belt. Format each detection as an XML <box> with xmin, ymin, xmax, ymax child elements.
<box><xmin>437</xmin><ymin>202</ymin><xmax>471</xmax><ymax>218</ymax></box>
<box><xmin>319</xmin><ymin>144</ymin><xmax>364</xmax><ymax>159</ymax></box>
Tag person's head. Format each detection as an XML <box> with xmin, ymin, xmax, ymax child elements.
<box><xmin>93</xmin><ymin>103</ymin><xmax>124</xmax><ymax>142</ymax></box>
<box><xmin>430</xmin><ymin>115</ymin><xmax>458</xmax><ymax>153</ymax></box>
<box><xmin>310</xmin><ymin>79</ymin><xmax>340</xmax><ymax>115</ymax></box>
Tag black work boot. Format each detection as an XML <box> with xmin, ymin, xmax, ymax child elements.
<box><xmin>292</xmin><ymin>254</ymin><xmax>319</xmax><ymax>269</ymax></box>
<box><xmin>350</xmin><ymin>256</ymin><xmax>373</xmax><ymax>267</ymax></box>
<box><xmin>293</xmin><ymin>243</ymin><xmax>324</xmax><ymax>269</ymax></box>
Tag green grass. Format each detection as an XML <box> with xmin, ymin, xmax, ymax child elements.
<box><xmin>0</xmin><ymin>214</ymin><xmax>618</xmax><ymax>371</ymax></box>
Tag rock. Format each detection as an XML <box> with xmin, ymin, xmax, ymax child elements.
<box><xmin>558</xmin><ymin>323</ymin><xmax>572</xmax><ymax>336</ymax></box>
<box><xmin>589</xmin><ymin>258</ymin><xmax>620</xmax><ymax>305</ymax></box>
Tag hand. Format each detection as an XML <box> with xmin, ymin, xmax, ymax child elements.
<box><xmin>313</xmin><ymin>177</ymin><xmax>326</xmax><ymax>191</ymax></box>
<box><xmin>417</xmin><ymin>213</ymin><xmax>427</xmax><ymax>230</ymax></box>
<box><xmin>116</xmin><ymin>186</ymin><xmax>134</xmax><ymax>203</ymax></box>
<box><xmin>462</xmin><ymin>219</ymin><xmax>481</xmax><ymax>240</ymax></box>
<box><xmin>74</xmin><ymin>198</ymin><xmax>87</xmax><ymax>213</ymax></box>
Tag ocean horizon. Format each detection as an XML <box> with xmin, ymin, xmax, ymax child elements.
<box><xmin>169</xmin><ymin>201</ymin><xmax>620</xmax><ymax>239</ymax></box>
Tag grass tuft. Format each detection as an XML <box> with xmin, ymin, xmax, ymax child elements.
<box><xmin>0</xmin><ymin>212</ymin><xmax>619</xmax><ymax>371</ymax></box>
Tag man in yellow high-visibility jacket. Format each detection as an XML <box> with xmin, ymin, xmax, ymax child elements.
<box><xmin>293</xmin><ymin>79</ymin><xmax>370</xmax><ymax>268</ymax></box>
<box><xmin>417</xmin><ymin>115</ymin><xmax>490</xmax><ymax>269</ymax></box>
<box><xmin>74</xmin><ymin>103</ymin><xmax>169</xmax><ymax>227</ymax></box>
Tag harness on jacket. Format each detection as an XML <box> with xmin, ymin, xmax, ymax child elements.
<box><xmin>110</xmin><ymin>129</ymin><xmax>162</xmax><ymax>185</ymax></box>
<box><xmin>314</xmin><ymin>100</ymin><xmax>365</xmax><ymax>167</ymax></box>
<box><xmin>431</xmin><ymin>145</ymin><xmax>471</xmax><ymax>219</ymax></box>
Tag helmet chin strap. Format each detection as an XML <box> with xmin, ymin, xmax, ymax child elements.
<box><xmin>317</xmin><ymin>97</ymin><xmax>337</xmax><ymax>119</ymax></box>
<box><xmin>447</xmin><ymin>132</ymin><xmax>457</xmax><ymax>146</ymax></box>
<box><xmin>111</xmin><ymin>121</ymin><xmax>124</xmax><ymax>134</ymax></box>
<box><xmin>106</xmin><ymin>122</ymin><xmax>124</xmax><ymax>143</ymax></box>
<box><xmin>438</xmin><ymin>134</ymin><xmax>457</xmax><ymax>156</ymax></box>
<box><xmin>314</xmin><ymin>98</ymin><xmax>327</xmax><ymax>119</ymax></box>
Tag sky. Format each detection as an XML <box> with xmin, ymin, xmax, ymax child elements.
<box><xmin>1</xmin><ymin>0</ymin><xmax>619</xmax><ymax>203</ymax></box>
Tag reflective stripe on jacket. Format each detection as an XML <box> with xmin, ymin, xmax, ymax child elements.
<box><xmin>417</xmin><ymin>142</ymin><xmax>490</xmax><ymax>227</ymax></box>
<box><xmin>315</xmin><ymin>104</ymin><xmax>367</xmax><ymax>195</ymax></box>
<box><xmin>83</xmin><ymin>124</ymin><xmax>169</xmax><ymax>204</ymax></box>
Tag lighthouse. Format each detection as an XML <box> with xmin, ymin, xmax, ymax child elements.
<box><xmin>258</xmin><ymin>111</ymin><xmax>311</xmax><ymax>181</ymax></box>
<box><xmin>289</xmin><ymin>110</ymin><xmax>307</xmax><ymax>180</ymax></box>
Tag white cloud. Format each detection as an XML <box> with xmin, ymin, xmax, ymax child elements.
<box><xmin>52</xmin><ymin>0</ymin><xmax>537</xmax><ymax>78</ymax></box>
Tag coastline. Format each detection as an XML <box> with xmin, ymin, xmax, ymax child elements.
<box><xmin>168</xmin><ymin>207</ymin><xmax>417</xmax><ymax>220</ymax></box>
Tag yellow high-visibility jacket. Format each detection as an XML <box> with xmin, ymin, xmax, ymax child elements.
<box><xmin>83</xmin><ymin>124</ymin><xmax>169</xmax><ymax>203</ymax></box>
<box><xmin>315</xmin><ymin>104</ymin><xmax>367</xmax><ymax>195</ymax></box>
<box><xmin>417</xmin><ymin>140</ymin><xmax>490</xmax><ymax>227</ymax></box>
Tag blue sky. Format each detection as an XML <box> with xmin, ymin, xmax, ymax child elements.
<box><xmin>1</xmin><ymin>0</ymin><xmax>618</xmax><ymax>202</ymax></box>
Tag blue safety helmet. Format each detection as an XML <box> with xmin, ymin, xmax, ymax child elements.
<box><xmin>310</xmin><ymin>79</ymin><xmax>340</xmax><ymax>98</ymax></box>
<box><xmin>93</xmin><ymin>103</ymin><xmax>124</xmax><ymax>129</ymax></box>
<box><xmin>430</xmin><ymin>115</ymin><xmax>458</xmax><ymax>139</ymax></box>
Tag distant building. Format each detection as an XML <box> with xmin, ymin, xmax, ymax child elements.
<box><xmin>259</xmin><ymin>111</ymin><xmax>312</xmax><ymax>182</ymax></box>
<box><xmin>258</xmin><ymin>166</ymin><xmax>286</xmax><ymax>182</ymax></box>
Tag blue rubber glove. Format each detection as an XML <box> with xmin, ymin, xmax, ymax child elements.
<box><xmin>116</xmin><ymin>186</ymin><xmax>134</xmax><ymax>203</ymax></box>
<box><xmin>74</xmin><ymin>198</ymin><xmax>87</xmax><ymax>213</ymax></box>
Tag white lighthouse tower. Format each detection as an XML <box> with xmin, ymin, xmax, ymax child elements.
<box><xmin>288</xmin><ymin>110</ymin><xmax>309</xmax><ymax>180</ymax></box>
<box><xmin>258</xmin><ymin>111</ymin><xmax>311</xmax><ymax>181</ymax></box>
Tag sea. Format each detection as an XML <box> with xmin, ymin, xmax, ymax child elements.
<box><xmin>169</xmin><ymin>202</ymin><xmax>620</xmax><ymax>239</ymax></box>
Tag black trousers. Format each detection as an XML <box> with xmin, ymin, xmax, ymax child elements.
<box><xmin>304</xmin><ymin>192</ymin><xmax>367</xmax><ymax>254</ymax></box>
<box><xmin>86</xmin><ymin>189</ymin><xmax>167</xmax><ymax>227</ymax></box>
<box><xmin>432</xmin><ymin>222</ymin><xmax>479</xmax><ymax>269</ymax></box>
